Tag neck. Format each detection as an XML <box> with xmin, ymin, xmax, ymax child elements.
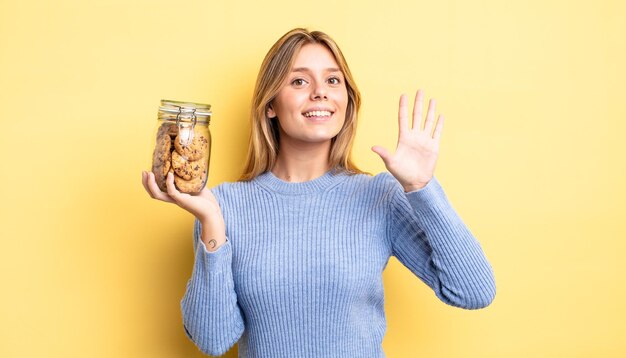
<box><xmin>272</xmin><ymin>140</ymin><xmax>332</xmax><ymax>182</ymax></box>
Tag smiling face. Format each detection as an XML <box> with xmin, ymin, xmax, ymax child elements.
<box><xmin>267</xmin><ymin>43</ymin><xmax>349</xmax><ymax>149</ymax></box>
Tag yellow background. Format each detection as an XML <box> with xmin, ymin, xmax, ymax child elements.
<box><xmin>1</xmin><ymin>0</ymin><xmax>624</xmax><ymax>357</ymax></box>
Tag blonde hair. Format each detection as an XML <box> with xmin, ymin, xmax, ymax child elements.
<box><xmin>239</xmin><ymin>28</ymin><xmax>368</xmax><ymax>181</ymax></box>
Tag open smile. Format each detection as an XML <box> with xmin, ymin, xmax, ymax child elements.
<box><xmin>302</xmin><ymin>110</ymin><xmax>334</xmax><ymax>121</ymax></box>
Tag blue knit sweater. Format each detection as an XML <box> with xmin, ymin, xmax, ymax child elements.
<box><xmin>180</xmin><ymin>170</ymin><xmax>496</xmax><ymax>357</ymax></box>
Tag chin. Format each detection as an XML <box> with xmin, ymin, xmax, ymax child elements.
<box><xmin>307</xmin><ymin>131</ymin><xmax>342</xmax><ymax>143</ymax></box>
<box><xmin>280</xmin><ymin>126</ymin><xmax>343</xmax><ymax>145</ymax></box>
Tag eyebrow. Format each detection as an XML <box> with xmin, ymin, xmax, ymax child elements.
<box><xmin>291</xmin><ymin>67</ymin><xmax>341</xmax><ymax>73</ymax></box>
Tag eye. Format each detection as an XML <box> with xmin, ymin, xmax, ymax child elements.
<box><xmin>328</xmin><ymin>76</ymin><xmax>341</xmax><ymax>85</ymax></box>
<box><xmin>291</xmin><ymin>78</ymin><xmax>308</xmax><ymax>87</ymax></box>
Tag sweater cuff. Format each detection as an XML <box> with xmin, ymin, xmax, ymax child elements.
<box><xmin>404</xmin><ymin>176</ymin><xmax>448</xmax><ymax>212</ymax></box>
<box><xmin>197</xmin><ymin>237</ymin><xmax>232</xmax><ymax>273</ymax></box>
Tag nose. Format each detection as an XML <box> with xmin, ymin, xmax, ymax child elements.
<box><xmin>311</xmin><ymin>82</ymin><xmax>328</xmax><ymax>100</ymax></box>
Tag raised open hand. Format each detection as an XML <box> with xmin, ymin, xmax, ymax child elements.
<box><xmin>371</xmin><ymin>89</ymin><xmax>444</xmax><ymax>192</ymax></box>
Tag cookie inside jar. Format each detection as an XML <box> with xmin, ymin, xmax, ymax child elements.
<box><xmin>151</xmin><ymin>122</ymin><xmax>211</xmax><ymax>194</ymax></box>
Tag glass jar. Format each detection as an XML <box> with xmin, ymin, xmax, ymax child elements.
<box><xmin>151</xmin><ymin>100</ymin><xmax>212</xmax><ymax>194</ymax></box>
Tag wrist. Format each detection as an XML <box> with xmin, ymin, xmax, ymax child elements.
<box><xmin>198</xmin><ymin>210</ymin><xmax>223</xmax><ymax>228</ymax></box>
<box><xmin>200</xmin><ymin>218</ymin><xmax>225</xmax><ymax>235</ymax></box>
<box><xmin>403</xmin><ymin>182</ymin><xmax>428</xmax><ymax>193</ymax></box>
<box><xmin>200</xmin><ymin>225</ymin><xmax>227</xmax><ymax>252</ymax></box>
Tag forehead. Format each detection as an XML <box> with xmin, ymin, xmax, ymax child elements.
<box><xmin>291</xmin><ymin>43</ymin><xmax>340</xmax><ymax>70</ymax></box>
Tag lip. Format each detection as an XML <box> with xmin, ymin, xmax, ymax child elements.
<box><xmin>302</xmin><ymin>107</ymin><xmax>334</xmax><ymax>123</ymax></box>
<box><xmin>304</xmin><ymin>113</ymin><xmax>333</xmax><ymax>123</ymax></box>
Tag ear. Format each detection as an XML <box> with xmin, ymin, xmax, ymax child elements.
<box><xmin>266</xmin><ymin>104</ymin><xmax>276</xmax><ymax>119</ymax></box>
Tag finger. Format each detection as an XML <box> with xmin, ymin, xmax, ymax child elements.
<box><xmin>398</xmin><ymin>94</ymin><xmax>409</xmax><ymax>133</ymax></box>
<box><xmin>147</xmin><ymin>171</ymin><xmax>175</xmax><ymax>203</ymax></box>
<box><xmin>142</xmin><ymin>171</ymin><xmax>159</xmax><ymax>200</ymax></box>
<box><xmin>412</xmin><ymin>89</ymin><xmax>423</xmax><ymax>130</ymax></box>
<box><xmin>433</xmin><ymin>114</ymin><xmax>444</xmax><ymax>141</ymax></box>
<box><xmin>141</xmin><ymin>171</ymin><xmax>151</xmax><ymax>196</ymax></box>
<box><xmin>423</xmin><ymin>98</ymin><xmax>436</xmax><ymax>134</ymax></box>
<box><xmin>371</xmin><ymin>145</ymin><xmax>391</xmax><ymax>163</ymax></box>
<box><xmin>143</xmin><ymin>171</ymin><xmax>159</xmax><ymax>199</ymax></box>
<box><xmin>165</xmin><ymin>172</ymin><xmax>184</xmax><ymax>202</ymax></box>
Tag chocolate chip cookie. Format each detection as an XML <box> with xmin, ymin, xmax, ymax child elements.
<box><xmin>174</xmin><ymin>132</ymin><xmax>209</xmax><ymax>161</ymax></box>
<box><xmin>171</xmin><ymin>150</ymin><xmax>206</xmax><ymax>180</ymax></box>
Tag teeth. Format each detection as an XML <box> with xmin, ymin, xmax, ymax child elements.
<box><xmin>304</xmin><ymin>110</ymin><xmax>331</xmax><ymax>117</ymax></box>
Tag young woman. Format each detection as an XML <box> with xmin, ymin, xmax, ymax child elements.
<box><xmin>142</xmin><ymin>28</ymin><xmax>496</xmax><ymax>357</ymax></box>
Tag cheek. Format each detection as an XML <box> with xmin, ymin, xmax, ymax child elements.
<box><xmin>337</xmin><ymin>89</ymin><xmax>349</xmax><ymax>110</ymax></box>
<box><xmin>338</xmin><ymin>92</ymin><xmax>347</xmax><ymax>111</ymax></box>
<box><xmin>278</xmin><ymin>94</ymin><xmax>306</xmax><ymax>116</ymax></box>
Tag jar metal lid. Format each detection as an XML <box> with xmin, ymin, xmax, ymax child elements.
<box><xmin>158</xmin><ymin>99</ymin><xmax>212</xmax><ymax>124</ymax></box>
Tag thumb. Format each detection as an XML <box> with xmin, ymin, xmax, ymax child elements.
<box><xmin>371</xmin><ymin>145</ymin><xmax>391</xmax><ymax>163</ymax></box>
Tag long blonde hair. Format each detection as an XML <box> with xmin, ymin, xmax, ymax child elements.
<box><xmin>239</xmin><ymin>28</ymin><xmax>368</xmax><ymax>181</ymax></box>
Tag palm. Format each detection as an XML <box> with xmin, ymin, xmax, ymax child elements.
<box><xmin>372</xmin><ymin>90</ymin><xmax>444</xmax><ymax>191</ymax></box>
<box><xmin>142</xmin><ymin>171</ymin><xmax>222</xmax><ymax>223</ymax></box>
<box><xmin>173</xmin><ymin>185</ymin><xmax>219</xmax><ymax>215</ymax></box>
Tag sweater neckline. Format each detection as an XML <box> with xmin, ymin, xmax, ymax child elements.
<box><xmin>254</xmin><ymin>168</ymin><xmax>347</xmax><ymax>195</ymax></box>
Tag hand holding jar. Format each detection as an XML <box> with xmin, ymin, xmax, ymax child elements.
<box><xmin>141</xmin><ymin>100</ymin><xmax>225</xmax><ymax>251</ymax></box>
<box><xmin>141</xmin><ymin>170</ymin><xmax>226</xmax><ymax>251</ymax></box>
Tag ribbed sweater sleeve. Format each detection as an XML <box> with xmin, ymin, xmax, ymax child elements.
<box><xmin>180</xmin><ymin>219</ymin><xmax>245</xmax><ymax>356</ymax></box>
<box><xmin>387</xmin><ymin>175</ymin><xmax>496</xmax><ymax>309</ymax></box>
